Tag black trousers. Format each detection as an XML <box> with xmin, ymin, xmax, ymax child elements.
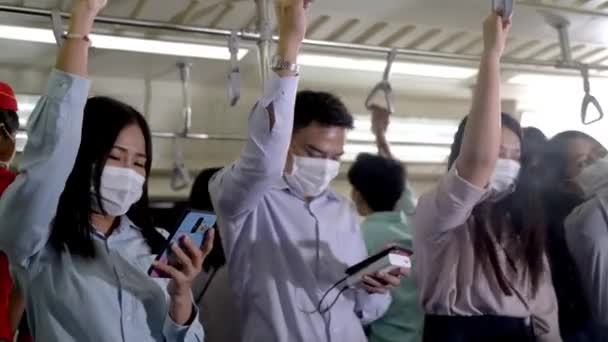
<box><xmin>423</xmin><ymin>315</ymin><xmax>536</xmax><ymax>342</ymax></box>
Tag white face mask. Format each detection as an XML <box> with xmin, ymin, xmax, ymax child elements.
<box><xmin>93</xmin><ymin>166</ymin><xmax>145</xmax><ymax>216</ymax></box>
<box><xmin>576</xmin><ymin>155</ymin><xmax>608</xmax><ymax>198</ymax></box>
<box><xmin>285</xmin><ymin>155</ymin><xmax>340</xmax><ymax>198</ymax></box>
<box><xmin>488</xmin><ymin>158</ymin><xmax>521</xmax><ymax>201</ymax></box>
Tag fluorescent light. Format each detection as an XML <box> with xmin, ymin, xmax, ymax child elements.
<box><xmin>508</xmin><ymin>73</ymin><xmax>580</xmax><ymax>86</ymax></box>
<box><xmin>0</xmin><ymin>24</ymin><xmax>248</xmax><ymax>60</ymax></box>
<box><xmin>349</xmin><ymin>116</ymin><xmax>458</xmax><ymax>145</ymax></box>
<box><xmin>344</xmin><ymin>143</ymin><xmax>450</xmax><ymax>164</ymax></box>
<box><xmin>91</xmin><ymin>34</ymin><xmax>248</xmax><ymax>60</ymax></box>
<box><xmin>15</xmin><ymin>95</ymin><xmax>39</xmax><ymax>128</ymax></box>
<box><xmin>508</xmin><ymin>73</ymin><xmax>608</xmax><ymax>90</ymax></box>
<box><xmin>299</xmin><ymin>53</ymin><xmax>477</xmax><ymax>79</ymax></box>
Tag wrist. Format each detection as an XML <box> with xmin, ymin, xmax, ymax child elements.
<box><xmin>277</xmin><ymin>38</ymin><xmax>302</xmax><ymax>64</ymax></box>
<box><xmin>481</xmin><ymin>49</ymin><xmax>502</xmax><ymax>60</ymax></box>
<box><xmin>171</xmin><ymin>291</ymin><xmax>192</xmax><ymax>303</ymax></box>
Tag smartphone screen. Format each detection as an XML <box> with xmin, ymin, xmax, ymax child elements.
<box><xmin>148</xmin><ymin>210</ymin><xmax>217</xmax><ymax>278</ymax></box>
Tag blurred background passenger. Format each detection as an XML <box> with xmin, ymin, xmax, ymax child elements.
<box><xmin>189</xmin><ymin>167</ymin><xmax>241</xmax><ymax>342</ymax></box>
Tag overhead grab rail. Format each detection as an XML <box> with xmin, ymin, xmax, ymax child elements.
<box><xmin>553</xmin><ymin>20</ymin><xmax>604</xmax><ymax>124</ymax></box>
<box><xmin>227</xmin><ymin>30</ymin><xmax>241</xmax><ymax>107</ymax></box>
<box><xmin>5</xmin><ymin>4</ymin><xmax>608</xmax><ymax>72</ymax></box>
<box><xmin>365</xmin><ymin>48</ymin><xmax>397</xmax><ymax>114</ymax></box>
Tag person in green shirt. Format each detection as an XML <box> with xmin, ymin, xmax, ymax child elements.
<box><xmin>347</xmin><ymin>105</ymin><xmax>423</xmax><ymax>342</ymax></box>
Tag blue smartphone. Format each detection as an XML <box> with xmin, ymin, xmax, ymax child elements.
<box><xmin>148</xmin><ymin>209</ymin><xmax>217</xmax><ymax>278</ymax></box>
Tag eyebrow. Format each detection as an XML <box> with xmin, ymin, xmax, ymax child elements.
<box><xmin>112</xmin><ymin>145</ymin><xmax>147</xmax><ymax>158</ymax></box>
<box><xmin>306</xmin><ymin>144</ymin><xmax>344</xmax><ymax>157</ymax></box>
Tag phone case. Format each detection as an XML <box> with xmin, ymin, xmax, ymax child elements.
<box><xmin>148</xmin><ymin>210</ymin><xmax>217</xmax><ymax>278</ymax></box>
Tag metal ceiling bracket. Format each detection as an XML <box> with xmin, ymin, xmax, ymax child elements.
<box><xmin>492</xmin><ymin>0</ymin><xmax>513</xmax><ymax>20</ymax></box>
<box><xmin>555</xmin><ymin>21</ymin><xmax>573</xmax><ymax>65</ymax></box>
<box><xmin>365</xmin><ymin>48</ymin><xmax>397</xmax><ymax>113</ymax></box>
<box><xmin>227</xmin><ymin>30</ymin><xmax>241</xmax><ymax>107</ymax></box>
<box><xmin>51</xmin><ymin>9</ymin><xmax>63</xmax><ymax>47</ymax></box>
<box><xmin>580</xmin><ymin>66</ymin><xmax>604</xmax><ymax>125</ymax></box>
<box><xmin>255</xmin><ymin>0</ymin><xmax>272</xmax><ymax>87</ymax></box>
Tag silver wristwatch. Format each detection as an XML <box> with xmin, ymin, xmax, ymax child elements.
<box><xmin>271</xmin><ymin>55</ymin><xmax>300</xmax><ymax>74</ymax></box>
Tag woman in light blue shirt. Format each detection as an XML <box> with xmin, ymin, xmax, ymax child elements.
<box><xmin>0</xmin><ymin>1</ymin><xmax>211</xmax><ymax>341</ymax></box>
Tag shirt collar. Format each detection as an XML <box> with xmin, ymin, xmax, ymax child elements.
<box><xmin>91</xmin><ymin>215</ymin><xmax>139</xmax><ymax>241</ymax></box>
<box><xmin>272</xmin><ymin>177</ymin><xmax>341</xmax><ymax>202</ymax></box>
<box><xmin>365</xmin><ymin>210</ymin><xmax>407</xmax><ymax>224</ymax></box>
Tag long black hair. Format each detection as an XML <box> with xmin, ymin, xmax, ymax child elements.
<box><xmin>541</xmin><ymin>131</ymin><xmax>600</xmax><ymax>332</ymax></box>
<box><xmin>448</xmin><ymin>113</ymin><xmax>546</xmax><ymax>296</ymax></box>
<box><xmin>50</xmin><ymin>97</ymin><xmax>165</xmax><ymax>258</ymax></box>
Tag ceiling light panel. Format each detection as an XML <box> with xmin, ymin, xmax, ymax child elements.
<box><xmin>0</xmin><ymin>24</ymin><xmax>248</xmax><ymax>60</ymax></box>
<box><xmin>299</xmin><ymin>53</ymin><xmax>477</xmax><ymax>79</ymax></box>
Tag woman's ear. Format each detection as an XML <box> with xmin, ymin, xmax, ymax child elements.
<box><xmin>351</xmin><ymin>189</ymin><xmax>369</xmax><ymax>216</ymax></box>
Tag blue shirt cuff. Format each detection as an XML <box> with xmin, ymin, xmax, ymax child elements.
<box><xmin>163</xmin><ymin>303</ymin><xmax>204</xmax><ymax>341</ymax></box>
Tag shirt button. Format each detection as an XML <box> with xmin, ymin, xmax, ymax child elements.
<box><xmin>126</xmin><ymin>315</ymin><xmax>132</xmax><ymax>321</ymax></box>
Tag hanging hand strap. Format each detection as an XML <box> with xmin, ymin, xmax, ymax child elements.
<box><xmin>51</xmin><ymin>9</ymin><xmax>64</xmax><ymax>47</ymax></box>
<box><xmin>365</xmin><ymin>49</ymin><xmax>397</xmax><ymax>113</ymax></box>
<box><xmin>170</xmin><ymin>138</ymin><xmax>192</xmax><ymax>191</ymax></box>
<box><xmin>580</xmin><ymin>66</ymin><xmax>604</xmax><ymax>125</ymax></box>
<box><xmin>178</xmin><ymin>62</ymin><xmax>193</xmax><ymax>136</ymax></box>
<box><xmin>227</xmin><ymin>30</ymin><xmax>241</xmax><ymax>107</ymax></box>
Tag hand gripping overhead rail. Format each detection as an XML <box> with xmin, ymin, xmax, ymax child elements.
<box><xmin>5</xmin><ymin>4</ymin><xmax>608</xmax><ymax>72</ymax></box>
<box><xmin>5</xmin><ymin>2</ymin><xmax>608</xmax><ymax>134</ymax></box>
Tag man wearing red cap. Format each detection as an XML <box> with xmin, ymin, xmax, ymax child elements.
<box><xmin>0</xmin><ymin>81</ymin><xmax>20</xmax><ymax>342</ymax></box>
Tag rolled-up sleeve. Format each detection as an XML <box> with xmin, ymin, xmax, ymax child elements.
<box><xmin>0</xmin><ymin>70</ymin><xmax>90</xmax><ymax>267</ymax></box>
<box><xmin>163</xmin><ymin>305</ymin><xmax>205</xmax><ymax>342</ymax></box>
<box><xmin>414</xmin><ymin>166</ymin><xmax>487</xmax><ymax>240</ymax></box>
